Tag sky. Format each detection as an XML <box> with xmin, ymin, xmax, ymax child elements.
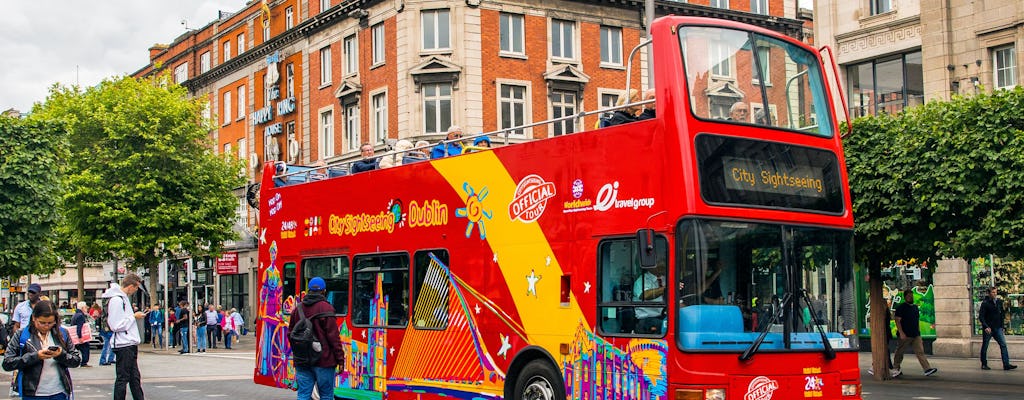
<box><xmin>1</xmin><ymin>1</ymin><xmax>814</xmax><ymax>113</ymax></box>
<box><xmin>0</xmin><ymin>1</ymin><xmax>244</xmax><ymax>113</ymax></box>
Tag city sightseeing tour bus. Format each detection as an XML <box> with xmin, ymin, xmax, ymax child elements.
<box><xmin>254</xmin><ymin>15</ymin><xmax>860</xmax><ymax>400</ymax></box>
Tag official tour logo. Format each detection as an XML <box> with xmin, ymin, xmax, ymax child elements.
<box><xmin>508</xmin><ymin>174</ymin><xmax>555</xmax><ymax>223</ymax></box>
<box><xmin>745</xmin><ymin>376</ymin><xmax>779</xmax><ymax>400</ymax></box>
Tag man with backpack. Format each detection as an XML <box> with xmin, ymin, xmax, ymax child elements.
<box><xmin>103</xmin><ymin>273</ymin><xmax>147</xmax><ymax>400</ymax></box>
<box><xmin>288</xmin><ymin>277</ymin><xmax>342</xmax><ymax>400</ymax></box>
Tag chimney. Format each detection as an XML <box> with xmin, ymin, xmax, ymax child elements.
<box><xmin>149</xmin><ymin>44</ymin><xmax>169</xmax><ymax>61</ymax></box>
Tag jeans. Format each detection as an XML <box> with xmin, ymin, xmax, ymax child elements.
<box><xmin>295</xmin><ymin>366</ymin><xmax>335</xmax><ymax>400</ymax></box>
<box><xmin>981</xmin><ymin>327</ymin><xmax>1012</xmax><ymax>367</ymax></box>
<box><xmin>196</xmin><ymin>325</ymin><xmax>207</xmax><ymax>351</ymax></box>
<box><xmin>151</xmin><ymin>325</ymin><xmax>164</xmax><ymax>348</ymax></box>
<box><xmin>76</xmin><ymin>343</ymin><xmax>90</xmax><ymax>366</ymax></box>
<box><xmin>99</xmin><ymin>331</ymin><xmax>115</xmax><ymax>364</ymax></box>
<box><xmin>23</xmin><ymin>393</ymin><xmax>68</xmax><ymax>400</ymax></box>
<box><xmin>113</xmin><ymin>345</ymin><xmax>144</xmax><ymax>400</ymax></box>
<box><xmin>224</xmin><ymin>330</ymin><xmax>236</xmax><ymax>349</ymax></box>
<box><xmin>180</xmin><ymin>327</ymin><xmax>190</xmax><ymax>352</ymax></box>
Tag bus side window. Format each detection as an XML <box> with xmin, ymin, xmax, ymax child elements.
<box><xmin>351</xmin><ymin>253</ymin><xmax>410</xmax><ymax>328</ymax></box>
<box><xmin>301</xmin><ymin>256</ymin><xmax>350</xmax><ymax>315</ymax></box>
<box><xmin>282</xmin><ymin>262</ymin><xmax>296</xmax><ymax>315</ymax></box>
<box><xmin>412</xmin><ymin>250</ymin><xmax>450</xmax><ymax>330</ymax></box>
<box><xmin>598</xmin><ymin>237</ymin><xmax>667</xmax><ymax>336</ymax></box>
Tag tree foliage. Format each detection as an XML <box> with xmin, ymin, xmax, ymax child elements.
<box><xmin>0</xmin><ymin>116</ymin><xmax>66</xmax><ymax>276</ymax></box>
<box><xmin>31</xmin><ymin>76</ymin><xmax>244</xmax><ymax>292</ymax></box>
<box><xmin>844</xmin><ymin>87</ymin><xmax>1024</xmax><ymax>265</ymax></box>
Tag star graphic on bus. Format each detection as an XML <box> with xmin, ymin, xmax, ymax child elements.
<box><xmin>497</xmin><ymin>333</ymin><xmax>512</xmax><ymax>358</ymax></box>
<box><xmin>475</xmin><ymin>304</ymin><xmax>481</xmax><ymax>314</ymax></box>
<box><xmin>455</xmin><ymin>182</ymin><xmax>493</xmax><ymax>239</ymax></box>
<box><xmin>526</xmin><ymin>269</ymin><xmax>541</xmax><ymax>297</ymax></box>
<box><xmin>584</xmin><ymin>281</ymin><xmax>591</xmax><ymax>293</ymax></box>
<box><xmin>260</xmin><ymin>228</ymin><xmax>267</xmax><ymax>244</ymax></box>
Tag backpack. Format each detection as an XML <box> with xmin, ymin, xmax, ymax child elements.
<box><xmin>288</xmin><ymin>302</ymin><xmax>332</xmax><ymax>367</ymax></box>
<box><xmin>13</xmin><ymin>327</ymin><xmax>71</xmax><ymax>395</ymax></box>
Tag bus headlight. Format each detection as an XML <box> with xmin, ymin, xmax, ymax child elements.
<box><xmin>841</xmin><ymin>384</ymin><xmax>859</xmax><ymax>396</ymax></box>
<box><xmin>705</xmin><ymin>388</ymin><xmax>726</xmax><ymax>400</ymax></box>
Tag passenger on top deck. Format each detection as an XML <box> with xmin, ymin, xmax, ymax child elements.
<box><xmin>351</xmin><ymin>143</ymin><xmax>379</xmax><ymax>173</ymax></box>
<box><xmin>431</xmin><ymin>125</ymin><xmax>464</xmax><ymax>159</ymax></box>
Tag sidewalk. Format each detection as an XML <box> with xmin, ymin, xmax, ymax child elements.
<box><xmin>859</xmin><ymin>352</ymin><xmax>1024</xmax><ymax>386</ymax></box>
<box><xmin>140</xmin><ymin>330</ymin><xmax>258</xmax><ymax>355</ymax></box>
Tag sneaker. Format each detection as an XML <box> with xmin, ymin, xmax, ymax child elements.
<box><xmin>867</xmin><ymin>369</ymin><xmax>874</xmax><ymax>376</ymax></box>
<box><xmin>1005</xmin><ymin>365</ymin><xmax>1018</xmax><ymax>370</ymax></box>
<box><xmin>982</xmin><ymin>365</ymin><xmax>991</xmax><ymax>370</ymax></box>
<box><xmin>891</xmin><ymin>369</ymin><xmax>903</xmax><ymax>378</ymax></box>
<box><xmin>924</xmin><ymin>368</ymin><xmax>938</xmax><ymax>376</ymax></box>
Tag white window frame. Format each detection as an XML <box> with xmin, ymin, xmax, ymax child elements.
<box><xmin>751</xmin><ymin>0</ymin><xmax>768</xmax><ymax>14</ymax></box>
<box><xmin>237</xmin><ymin>85</ymin><xmax>246</xmax><ymax>120</ymax></box>
<box><xmin>599</xmin><ymin>26</ymin><xmax>623</xmax><ymax>67</ymax></box>
<box><xmin>344</xmin><ymin>34</ymin><xmax>358</xmax><ymax>76</ymax></box>
<box><xmin>550</xmin><ymin>19</ymin><xmax>576</xmax><ymax>62</ymax></box>
<box><xmin>598</xmin><ymin>88</ymin><xmax>624</xmax><ymax>110</ymax></box>
<box><xmin>549</xmin><ymin>89</ymin><xmax>577</xmax><ymax>136</ymax></box>
<box><xmin>237</xmin><ymin>138</ymin><xmax>247</xmax><ymax>161</ymax></box>
<box><xmin>499</xmin><ymin>13</ymin><xmax>525</xmax><ymax>57</ymax></box>
<box><xmin>371</xmin><ymin>90</ymin><xmax>388</xmax><ymax>144</ymax></box>
<box><xmin>223</xmin><ymin>40</ymin><xmax>231</xmax><ymax>62</ymax></box>
<box><xmin>870</xmin><ymin>0</ymin><xmax>892</xmax><ymax>15</ymax></box>
<box><xmin>753</xmin><ymin>46</ymin><xmax>771</xmax><ymax>85</ymax></box>
<box><xmin>222</xmin><ymin>91</ymin><xmax>232</xmax><ymax>125</ymax></box>
<box><xmin>994</xmin><ymin>45</ymin><xmax>1017</xmax><ymax>90</ymax></box>
<box><xmin>496</xmin><ymin>80</ymin><xmax>531</xmax><ymax>138</ymax></box>
<box><xmin>200</xmin><ymin>52</ymin><xmax>211</xmax><ymax>73</ymax></box>
<box><xmin>320</xmin><ymin>46</ymin><xmax>332</xmax><ymax>86</ymax></box>
<box><xmin>710</xmin><ymin>43</ymin><xmax>733</xmax><ymax>78</ymax></box>
<box><xmin>344</xmin><ymin>103</ymin><xmax>360</xmax><ymax>152</ymax></box>
<box><xmin>285</xmin><ymin>7</ymin><xmax>294</xmax><ymax>29</ymax></box>
<box><xmin>263</xmin><ymin>24</ymin><xmax>270</xmax><ymax>42</ymax></box>
<box><xmin>372</xmin><ymin>23</ymin><xmax>386</xmax><ymax>66</ymax></box>
<box><xmin>421</xmin><ymin>9</ymin><xmax>451</xmax><ymax>52</ymax></box>
<box><xmin>422</xmin><ymin>82</ymin><xmax>452</xmax><ymax>135</ymax></box>
<box><xmin>286</xmin><ymin>63</ymin><xmax>295</xmax><ymax>98</ymax></box>
<box><xmin>711</xmin><ymin>0</ymin><xmax>729</xmax><ymax>8</ymax></box>
<box><xmin>237</xmin><ymin>33</ymin><xmax>245</xmax><ymax>55</ymax></box>
<box><xmin>223</xmin><ymin>142</ymin><xmax>231</xmax><ymax>155</ymax></box>
<box><xmin>319</xmin><ymin>106</ymin><xmax>335</xmax><ymax>159</ymax></box>
<box><xmin>320</xmin><ymin>0</ymin><xmax>331</xmax><ymax>13</ymax></box>
<box><xmin>174</xmin><ymin>63</ymin><xmax>188</xmax><ymax>83</ymax></box>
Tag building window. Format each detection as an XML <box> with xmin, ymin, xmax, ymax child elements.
<box><xmin>219</xmin><ymin>274</ymin><xmax>249</xmax><ymax>327</ymax></box>
<box><xmin>550</xmin><ymin>90</ymin><xmax>577</xmax><ymax>136</ymax></box>
<box><xmin>352</xmin><ymin>253</ymin><xmax>410</xmax><ymax>327</ymax></box>
<box><xmin>200</xmin><ymin>52</ymin><xmax>211</xmax><ymax>73</ymax></box>
<box><xmin>223</xmin><ymin>142</ymin><xmax>231</xmax><ymax>155</ymax></box>
<box><xmin>302</xmin><ymin>256</ymin><xmax>349</xmax><ymax>315</ymax></box>
<box><xmin>600</xmin><ymin>92</ymin><xmax>620</xmax><ymax>109</ymax></box>
<box><xmin>421</xmin><ymin>9</ymin><xmax>450</xmax><ymax>51</ymax></box>
<box><xmin>422</xmin><ymin>83</ymin><xmax>452</xmax><ymax>135</ymax></box>
<box><xmin>710</xmin><ymin>44</ymin><xmax>732</xmax><ymax>77</ymax></box>
<box><xmin>551</xmin><ymin>19</ymin><xmax>575</xmax><ymax>60</ymax></box>
<box><xmin>372</xmin><ymin>92</ymin><xmax>388</xmax><ymax>144</ymax></box>
<box><xmin>320</xmin><ymin>109</ymin><xmax>334</xmax><ymax>159</ymax></box>
<box><xmin>994</xmin><ymin>45</ymin><xmax>1017</xmax><ymax>90</ymax></box>
<box><xmin>285</xmin><ymin>7</ymin><xmax>294</xmax><ymax>29</ymax></box>
<box><xmin>344</xmin><ymin>34</ymin><xmax>358</xmax><ymax>76</ymax></box>
<box><xmin>223</xmin><ymin>41</ymin><xmax>231</xmax><ymax>62</ymax></box>
<box><xmin>286</xmin><ymin>64</ymin><xmax>294</xmax><ymax>98</ymax></box>
<box><xmin>846</xmin><ymin>51</ymin><xmax>923</xmax><ymax>117</ymax></box>
<box><xmin>753</xmin><ymin>46</ymin><xmax>770</xmax><ymax>84</ymax></box>
<box><xmin>345</xmin><ymin>103</ymin><xmax>360</xmax><ymax>152</ymax></box>
<box><xmin>711</xmin><ymin>0</ymin><xmax>729</xmax><ymax>8</ymax></box>
<box><xmin>499</xmin><ymin>84</ymin><xmax>526</xmax><ymax>136</ymax></box>
<box><xmin>263</xmin><ymin>23</ymin><xmax>270</xmax><ymax>42</ymax></box>
<box><xmin>372</xmin><ymin>23</ymin><xmax>385</xmax><ymax>66</ymax></box>
<box><xmin>237</xmin><ymin>138</ymin><xmax>247</xmax><ymax>161</ymax></box>
<box><xmin>320</xmin><ymin>46</ymin><xmax>332</xmax><ymax>86</ymax></box>
<box><xmin>174</xmin><ymin>63</ymin><xmax>188</xmax><ymax>84</ymax></box>
<box><xmin>751</xmin><ymin>0</ymin><xmax>768</xmax><ymax>14</ymax></box>
<box><xmin>600</xmin><ymin>26</ymin><xmax>622</xmax><ymax>66</ymax></box>
<box><xmin>237</xmin><ymin>85</ymin><xmax>245</xmax><ymax>120</ymax></box>
<box><xmin>412</xmin><ymin>250</ymin><xmax>450</xmax><ymax>329</ymax></box>
<box><xmin>320</xmin><ymin>0</ymin><xmax>330</xmax><ymax>13</ymax></box>
<box><xmin>870</xmin><ymin>0</ymin><xmax>892</xmax><ymax>15</ymax></box>
<box><xmin>500</xmin><ymin>13</ymin><xmax>524</xmax><ymax>55</ymax></box>
<box><xmin>237</xmin><ymin>33</ymin><xmax>245</xmax><ymax>55</ymax></box>
<box><xmin>223</xmin><ymin>91</ymin><xmax>231</xmax><ymax>125</ymax></box>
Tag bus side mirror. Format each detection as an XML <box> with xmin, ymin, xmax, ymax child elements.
<box><xmin>636</xmin><ymin>229</ymin><xmax>656</xmax><ymax>268</ymax></box>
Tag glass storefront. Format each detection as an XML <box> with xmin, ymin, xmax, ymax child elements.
<box><xmin>219</xmin><ymin>273</ymin><xmax>249</xmax><ymax>328</ymax></box>
<box><xmin>846</xmin><ymin>51</ymin><xmax>923</xmax><ymax>117</ymax></box>
<box><xmin>970</xmin><ymin>257</ymin><xmax>1024</xmax><ymax>335</ymax></box>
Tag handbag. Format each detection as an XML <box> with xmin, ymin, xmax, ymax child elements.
<box><xmin>68</xmin><ymin>322</ymin><xmax>93</xmax><ymax>344</ymax></box>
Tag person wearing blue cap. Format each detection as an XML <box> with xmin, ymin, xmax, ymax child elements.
<box><xmin>472</xmin><ymin>136</ymin><xmax>492</xmax><ymax>148</ymax></box>
<box><xmin>289</xmin><ymin>277</ymin><xmax>343</xmax><ymax>400</ymax></box>
<box><xmin>12</xmin><ymin>283</ymin><xmax>43</xmax><ymax>332</ymax></box>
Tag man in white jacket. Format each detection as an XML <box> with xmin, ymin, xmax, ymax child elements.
<box><xmin>103</xmin><ymin>273</ymin><xmax>147</xmax><ymax>400</ymax></box>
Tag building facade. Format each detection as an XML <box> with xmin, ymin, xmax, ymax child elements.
<box><xmin>132</xmin><ymin>0</ymin><xmax>807</xmax><ymax>330</ymax></box>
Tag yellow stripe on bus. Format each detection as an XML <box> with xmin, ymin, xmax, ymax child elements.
<box><xmin>431</xmin><ymin>152</ymin><xmax>588</xmax><ymax>354</ymax></box>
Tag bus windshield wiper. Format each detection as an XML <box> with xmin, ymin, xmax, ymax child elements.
<box><xmin>739</xmin><ymin>292</ymin><xmax>791</xmax><ymax>362</ymax></box>
<box><xmin>800</xmin><ymin>289</ymin><xmax>836</xmax><ymax>360</ymax></box>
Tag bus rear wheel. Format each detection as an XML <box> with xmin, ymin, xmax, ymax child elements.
<box><xmin>513</xmin><ymin>360</ymin><xmax>565</xmax><ymax>400</ymax></box>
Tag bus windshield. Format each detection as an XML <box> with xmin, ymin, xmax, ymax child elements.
<box><xmin>679</xmin><ymin>26</ymin><xmax>833</xmax><ymax>136</ymax></box>
<box><xmin>676</xmin><ymin>219</ymin><xmax>857</xmax><ymax>352</ymax></box>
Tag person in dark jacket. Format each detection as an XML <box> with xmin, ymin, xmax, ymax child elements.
<box><xmin>431</xmin><ymin>126</ymin><xmax>465</xmax><ymax>159</ymax></box>
<box><xmin>636</xmin><ymin>89</ymin><xmax>656</xmax><ymax>120</ymax></box>
<box><xmin>979</xmin><ymin>286</ymin><xmax>1017</xmax><ymax>370</ymax></box>
<box><xmin>69</xmin><ymin>302</ymin><xmax>91</xmax><ymax>367</ymax></box>
<box><xmin>605</xmin><ymin>89</ymin><xmax>641</xmax><ymax>127</ymax></box>
<box><xmin>288</xmin><ymin>277</ymin><xmax>343</xmax><ymax>400</ymax></box>
<box><xmin>351</xmin><ymin>143</ymin><xmax>380</xmax><ymax>173</ymax></box>
<box><xmin>3</xmin><ymin>300</ymin><xmax>82</xmax><ymax>399</ymax></box>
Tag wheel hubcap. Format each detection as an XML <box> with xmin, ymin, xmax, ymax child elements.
<box><xmin>523</xmin><ymin>376</ymin><xmax>555</xmax><ymax>400</ymax></box>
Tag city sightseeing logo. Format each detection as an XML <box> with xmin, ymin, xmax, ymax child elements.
<box><xmin>508</xmin><ymin>174</ymin><xmax>555</xmax><ymax>223</ymax></box>
<box><xmin>745</xmin><ymin>376</ymin><xmax>779</xmax><ymax>400</ymax></box>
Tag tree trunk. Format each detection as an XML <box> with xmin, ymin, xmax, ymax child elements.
<box><xmin>868</xmin><ymin>257</ymin><xmax>891</xmax><ymax>381</ymax></box>
<box><xmin>149</xmin><ymin>263</ymin><xmax>160</xmax><ymax>307</ymax></box>
<box><xmin>76</xmin><ymin>250</ymin><xmax>85</xmax><ymax>304</ymax></box>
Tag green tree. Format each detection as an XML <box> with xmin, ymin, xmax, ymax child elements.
<box><xmin>0</xmin><ymin>116</ymin><xmax>66</xmax><ymax>277</ymax></box>
<box><xmin>32</xmin><ymin>76</ymin><xmax>244</xmax><ymax>306</ymax></box>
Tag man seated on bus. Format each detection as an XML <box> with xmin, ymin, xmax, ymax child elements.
<box><xmin>351</xmin><ymin>143</ymin><xmax>379</xmax><ymax>173</ymax></box>
<box><xmin>701</xmin><ymin>259</ymin><xmax>726</xmax><ymax>304</ymax></box>
<box><xmin>727</xmin><ymin>102</ymin><xmax>750</xmax><ymax>122</ymax></box>
<box><xmin>431</xmin><ymin>126</ymin><xmax>464</xmax><ymax>158</ymax></box>
<box><xmin>633</xmin><ymin>260</ymin><xmax>667</xmax><ymax>334</ymax></box>
<box><xmin>636</xmin><ymin>89</ymin><xmax>656</xmax><ymax>120</ymax></box>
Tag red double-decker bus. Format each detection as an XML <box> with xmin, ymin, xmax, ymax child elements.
<box><xmin>254</xmin><ymin>15</ymin><xmax>859</xmax><ymax>400</ymax></box>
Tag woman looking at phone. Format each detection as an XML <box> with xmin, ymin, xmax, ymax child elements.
<box><xmin>2</xmin><ymin>300</ymin><xmax>82</xmax><ymax>400</ymax></box>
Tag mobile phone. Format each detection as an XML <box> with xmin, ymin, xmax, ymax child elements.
<box><xmin>47</xmin><ymin>346</ymin><xmax>59</xmax><ymax>351</ymax></box>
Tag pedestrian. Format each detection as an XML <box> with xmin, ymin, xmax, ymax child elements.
<box><xmin>103</xmin><ymin>273</ymin><xmax>147</xmax><ymax>400</ymax></box>
<box><xmin>167</xmin><ymin>306</ymin><xmax>177</xmax><ymax>348</ymax></box>
<box><xmin>222</xmin><ymin>308</ymin><xmax>236</xmax><ymax>350</ymax></box>
<box><xmin>2</xmin><ymin>300</ymin><xmax>82</xmax><ymax>400</ymax></box>
<box><xmin>289</xmin><ymin>277</ymin><xmax>343</xmax><ymax>400</ymax></box>
<box><xmin>69</xmin><ymin>301</ymin><xmax>93</xmax><ymax>367</ymax></box>
<box><xmin>148</xmin><ymin>305</ymin><xmax>164</xmax><ymax>349</ymax></box>
<box><xmin>893</xmin><ymin>288</ymin><xmax>938</xmax><ymax>377</ymax></box>
<box><xmin>96</xmin><ymin>296</ymin><xmax>116</xmax><ymax>366</ymax></box>
<box><xmin>205</xmin><ymin>304</ymin><xmax>219</xmax><ymax>349</ymax></box>
<box><xmin>230</xmin><ymin>308</ymin><xmax>244</xmax><ymax>337</ymax></box>
<box><xmin>12</xmin><ymin>283</ymin><xmax>43</xmax><ymax>333</ymax></box>
<box><xmin>176</xmin><ymin>301</ymin><xmax>191</xmax><ymax>354</ymax></box>
<box><xmin>195</xmin><ymin>305</ymin><xmax>208</xmax><ymax>353</ymax></box>
<box><xmin>979</xmin><ymin>286</ymin><xmax>1018</xmax><ymax>370</ymax></box>
<box><xmin>216</xmin><ymin>305</ymin><xmax>226</xmax><ymax>343</ymax></box>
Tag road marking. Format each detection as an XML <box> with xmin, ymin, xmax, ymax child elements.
<box><xmin>207</xmin><ymin>395</ymin><xmax>229</xmax><ymax>397</ymax></box>
<box><xmin>155</xmin><ymin>385</ymin><xmax>176</xmax><ymax>388</ymax></box>
<box><xmin>180</xmin><ymin>389</ymin><xmax>200</xmax><ymax>392</ymax></box>
<box><xmin>80</xmin><ymin>395</ymin><xmax>105</xmax><ymax>398</ymax></box>
<box><xmin>912</xmin><ymin>397</ymin><xmax>942</xmax><ymax>399</ymax></box>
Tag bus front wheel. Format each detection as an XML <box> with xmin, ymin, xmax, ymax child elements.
<box><xmin>513</xmin><ymin>360</ymin><xmax>565</xmax><ymax>400</ymax></box>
